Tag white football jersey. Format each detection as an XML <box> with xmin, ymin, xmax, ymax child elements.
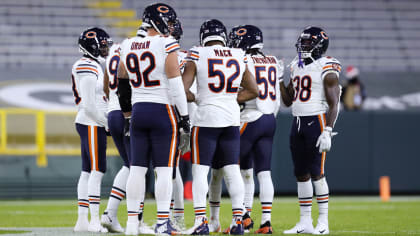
<box><xmin>241</xmin><ymin>54</ymin><xmax>284</xmax><ymax>123</ymax></box>
<box><xmin>290</xmin><ymin>56</ymin><xmax>341</xmax><ymax>116</ymax></box>
<box><xmin>71</xmin><ymin>57</ymin><xmax>107</xmax><ymax>126</ymax></box>
<box><xmin>186</xmin><ymin>45</ymin><xmax>247</xmax><ymax>127</ymax></box>
<box><xmin>119</xmin><ymin>35</ymin><xmax>180</xmax><ymax>105</ymax></box>
<box><xmin>106</xmin><ymin>43</ymin><xmax>122</xmax><ymax>113</ymax></box>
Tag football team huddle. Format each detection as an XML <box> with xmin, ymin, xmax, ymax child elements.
<box><xmin>71</xmin><ymin>2</ymin><xmax>341</xmax><ymax>235</ymax></box>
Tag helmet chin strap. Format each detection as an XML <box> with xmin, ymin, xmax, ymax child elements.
<box><xmin>79</xmin><ymin>45</ymin><xmax>99</xmax><ymax>60</ymax></box>
<box><xmin>150</xmin><ymin>20</ymin><xmax>164</xmax><ymax>35</ymax></box>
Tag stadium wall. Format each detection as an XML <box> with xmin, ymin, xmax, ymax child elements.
<box><xmin>0</xmin><ymin>111</ymin><xmax>419</xmax><ymax>199</ymax></box>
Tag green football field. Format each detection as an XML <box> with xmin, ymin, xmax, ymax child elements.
<box><xmin>0</xmin><ymin>197</ymin><xmax>420</xmax><ymax>235</ymax></box>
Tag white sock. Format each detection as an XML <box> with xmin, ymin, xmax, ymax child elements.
<box><xmin>126</xmin><ymin>166</ymin><xmax>147</xmax><ymax>224</ymax></box>
<box><xmin>106</xmin><ymin>166</ymin><xmax>129</xmax><ymax>218</ymax></box>
<box><xmin>298</xmin><ymin>179</ymin><xmax>313</xmax><ymax>223</ymax></box>
<box><xmin>192</xmin><ymin>164</ymin><xmax>210</xmax><ymax>221</ymax></box>
<box><xmin>173</xmin><ymin>166</ymin><xmax>184</xmax><ymax>217</ymax></box>
<box><xmin>313</xmin><ymin>177</ymin><xmax>329</xmax><ymax>225</ymax></box>
<box><xmin>209</xmin><ymin>168</ymin><xmax>223</xmax><ymax>223</ymax></box>
<box><xmin>241</xmin><ymin>168</ymin><xmax>254</xmax><ymax>216</ymax></box>
<box><xmin>223</xmin><ymin>164</ymin><xmax>245</xmax><ymax>221</ymax></box>
<box><xmin>258</xmin><ymin>171</ymin><xmax>274</xmax><ymax>224</ymax></box>
<box><xmin>77</xmin><ymin>171</ymin><xmax>90</xmax><ymax>218</ymax></box>
<box><xmin>88</xmin><ymin>170</ymin><xmax>104</xmax><ymax>222</ymax></box>
<box><xmin>155</xmin><ymin>167</ymin><xmax>173</xmax><ymax>224</ymax></box>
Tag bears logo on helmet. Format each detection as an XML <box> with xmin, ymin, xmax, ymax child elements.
<box><xmin>142</xmin><ymin>3</ymin><xmax>177</xmax><ymax>36</ymax></box>
<box><xmin>228</xmin><ymin>25</ymin><xmax>263</xmax><ymax>51</ymax></box>
<box><xmin>78</xmin><ymin>27</ymin><xmax>113</xmax><ymax>59</ymax></box>
<box><xmin>295</xmin><ymin>26</ymin><xmax>329</xmax><ymax>61</ymax></box>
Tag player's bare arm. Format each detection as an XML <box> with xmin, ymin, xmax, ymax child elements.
<box><xmin>237</xmin><ymin>67</ymin><xmax>258</xmax><ymax>103</ymax></box>
<box><xmin>117</xmin><ymin>59</ymin><xmax>132</xmax><ymax>117</ymax></box>
<box><xmin>103</xmin><ymin>68</ymin><xmax>110</xmax><ymax>99</ymax></box>
<box><xmin>279</xmin><ymin>79</ymin><xmax>294</xmax><ymax>107</ymax></box>
<box><xmin>182</xmin><ymin>61</ymin><xmax>197</xmax><ymax>102</ymax></box>
<box><xmin>323</xmin><ymin>73</ymin><xmax>340</xmax><ymax>128</ymax></box>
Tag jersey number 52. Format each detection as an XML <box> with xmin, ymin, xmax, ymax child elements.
<box><xmin>208</xmin><ymin>59</ymin><xmax>240</xmax><ymax>93</ymax></box>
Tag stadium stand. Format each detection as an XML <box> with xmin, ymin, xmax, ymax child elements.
<box><xmin>0</xmin><ymin>0</ymin><xmax>419</xmax><ymax>72</ymax></box>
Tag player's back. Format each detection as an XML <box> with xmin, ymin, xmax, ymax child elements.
<box><xmin>291</xmin><ymin>56</ymin><xmax>341</xmax><ymax>117</ymax></box>
<box><xmin>106</xmin><ymin>43</ymin><xmax>121</xmax><ymax>113</ymax></box>
<box><xmin>71</xmin><ymin>57</ymin><xmax>107</xmax><ymax>126</ymax></box>
<box><xmin>189</xmin><ymin>45</ymin><xmax>247</xmax><ymax>127</ymax></box>
<box><xmin>120</xmin><ymin>35</ymin><xmax>180</xmax><ymax>105</ymax></box>
<box><xmin>241</xmin><ymin>54</ymin><xmax>283</xmax><ymax>122</ymax></box>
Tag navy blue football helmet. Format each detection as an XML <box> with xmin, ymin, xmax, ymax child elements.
<box><xmin>199</xmin><ymin>19</ymin><xmax>227</xmax><ymax>46</ymax></box>
<box><xmin>171</xmin><ymin>19</ymin><xmax>183</xmax><ymax>41</ymax></box>
<box><xmin>142</xmin><ymin>3</ymin><xmax>177</xmax><ymax>36</ymax></box>
<box><xmin>229</xmin><ymin>25</ymin><xmax>263</xmax><ymax>51</ymax></box>
<box><xmin>296</xmin><ymin>26</ymin><xmax>329</xmax><ymax>60</ymax></box>
<box><xmin>78</xmin><ymin>27</ymin><xmax>113</xmax><ymax>59</ymax></box>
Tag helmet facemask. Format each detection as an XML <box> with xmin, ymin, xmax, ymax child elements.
<box><xmin>296</xmin><ymin>34</ymin><xmax>324</xmax><ymax>66</ymax></box>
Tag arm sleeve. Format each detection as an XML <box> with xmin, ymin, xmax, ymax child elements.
<box><xmin>79</xmin><ymin>74</ymin><xmax>108</xmax><ymax>127</ymax></box>
<box><xmin>168</xmin><ymin>76</ymin><xmax>189</xmax><ymax>116</ymax></box>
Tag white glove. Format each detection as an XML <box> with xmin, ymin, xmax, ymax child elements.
<box><xmin>178</xmin><ymin>129</ymin><xmax>191</xmax><ymax>155</ymax></box>
<box><xmin>316</xmin><ymin>126</ymin><xmax>337</xmax><ymax>153</ymax></box>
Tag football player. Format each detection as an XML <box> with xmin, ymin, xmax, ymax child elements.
<box><xmin>168</xmin><ymin>18</ymin><xmax>187</xmax><ymax>231</ymax></box>
<box><xmin>100</xmin><ymin>26</ymin><xmax>155</xmax><ymax>235</ymax></box>
<box><xmin>72</xmin><ymin>27</ymin><xmax>112</xmax><ymax>233</ymax></box>
<box><xmin>280</xmin><ymin>26</ymin><xmax>341</xmax><ymax>235</ymax></box>
<box><xmin>99</xmin><ymin>41</ymin><xmax>127</xmax><ymax>233</ymax></box>
<box><xmin>182</xmin><ymin>19</ymin><xmax>258</xmax><ymax>235</ymax></box>
<box><xmin>117</xmin><ymin>3</ymin><xmax>189</xmax><ymax>235</ymax></box>
<box><xmin>208</xmin><ymin>25</ymin><xmax>283</xmax><ymax>234</ymax></box>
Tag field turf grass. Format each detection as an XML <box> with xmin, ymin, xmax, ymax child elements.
<box><xmin>0</xmin><ymin>197</ymin><xmax>420</xmax><ymax>235</ymax></box>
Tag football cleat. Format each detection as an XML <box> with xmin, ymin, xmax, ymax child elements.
<box><xmin>283</xmin><ymin>221</ymin><xmax>314</xmax><ymax>234</ymax></box>
<box><xmin>138</xmin><ymin>220</ymin><xmax>155</xmax><ymax>235</ymax></box>
<box><xmin>208</xmin><ymin>219</ymin><xmax>221</xmax><ymax>233</ymax></box>
<box><xmin>101</xmin><ymin>211</ymin><xmax>124</xmax><ymax>233</ymax></box>
<box><xmin>125</xmin><ymin>221</ymin><xmax>139</xmax><ymax>235</ymax></box>
<box><xmin>171</xmin><ymin>216</ymin><xmax>186</xmax><ymax>231</ymax></box>
<box><xmin>313</xmin><ymin>222</ymin><xmax>329</xmax><ymax>235</ymax></box>
<box><xmin>184</xmin><ymin>217</ymin><xmax>209</xmax><ymax>235</ymax></box>
<box><xmin>223</xmin><ymin>218</ymin><xmax>244</xmax><ymax>235</ymax></box>
<box><xmin>88</xmin><ymin>219</ymin><xmax>108</xmax><ymax>233</ymax></box>
<box><xmin>229</xmin><ymin>219</ymin><xmax>244</xmax><ymax>235</ymax></box>
<box><xmin>155</xmin><ymin>220</ymin><xmax>181</xmax><ymax>235</ymax></box>
<box><xmin>242</xmin><ymin>212</ymin><xmax>254</xmax><ymax>232</ymax></box>
<box><xmin>255</xmin><ymin>221</ymin><xmax>273</xmax><ymax>234</ymax></box>
<box><xmin>73</xmin><ymin>217</ymin><xmax>89</xmax><ymax>232</ymax></box>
